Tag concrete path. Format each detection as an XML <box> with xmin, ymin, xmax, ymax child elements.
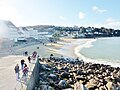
<box><xmin>0</xmin><ymin>55</ymin><xmax>36</xmax><ymax>90</ymax></box>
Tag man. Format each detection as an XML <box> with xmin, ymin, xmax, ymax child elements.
<box><xmin>20</xmin><ymin>59</ymin><xmax>25</xmax><ymax>70</ymax></box>
<box><xmin>14</xmin><ymin>64</ymin><xmax>20</xmax><ymax>81</ymax></box>
<box><xmin>28</xmin><ymin>56</ymin><xmax>31</xmax><ymax>63</ymax></box>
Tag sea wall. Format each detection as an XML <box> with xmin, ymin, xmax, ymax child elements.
<box><xmin>27</xmin><ymin>59</ymin><xmax>40</xmax><ymax>90</ymax></box>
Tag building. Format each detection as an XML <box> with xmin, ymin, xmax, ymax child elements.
<box><xmin>28</xmin><ymin>29</ymin><xmax>38</xmax><ymax>39</ymax></box>
<box><xmin>27</xmin><ymin>27</ymin><xmax>53</xmax><ymax>40</ymax></box>
<box><xmin>18</xmin><ymin>27</ymin><xmax>30</xmax><ymax>41</ymax></box>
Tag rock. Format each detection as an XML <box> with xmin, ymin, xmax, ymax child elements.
<box><xmin>64</xmin><ymin>66</ymin><xmax>70</xmax><ymax>72</ymax></box>
<box><xmin>52</xmin><ymin>67</ymin><xmax>58</xmax><ymax>71</ymax></box>
<box><xmin>48</xmin><ymin>74</ymin><xmax>57</xmax><ymax>81</ymax></box>
<box><xmin>69</xmin><ymin>70</ymin><xmax>75</xmax><ymax>73</ymax></box>
<box><xmin>58</xmin><ymin>80</ymin><xmax>67</xmax><ymax>88</ymax></box>
<box><xmin>89</xmin><ymin>79</ymin><xmax>98</xmax><ymax>84</ymax></box>
<box><xmin>87</xmin><ymin>69</ymin><xmax>94</xmax><ymax>74</ymax></box>
<box><xmin>74</xmin><ymin>82</ymin><xmax>88</xmax><ymax>90</ymax></box>
<box><xmin>39</xmin><ymin>81</ymin><xmax>49</xmax><ymax>85</ymax></box>
<box><xmin>67</xmin><ymin>78</ymin><xmax>74</xmax><ymax>84</ymax></box>
<box><xmin>61</xmin><ymin>72</ymin><xmax>70</xmax><ymax>79</ymax></box>
<box><xmin>86</xmin><ymin>79</ymin><xmax>98</xmax><ymax>89</ymax></box>
<box><xmin>39</xmin><ymin>85</ymin><xmax>53</xmax><ymax>90</ymax></box>
<box><xmin>117</xmin><ymin>87</ymin><xmax>120</xmax><ymax>90</ymax></box>
<box><xmin>36</xmin><ymin>56</ymin><xmax>120</xmax><ymax>90</ymax></box>
<box><xmin>34</xmin><ymin>87</ymin><xmax>38</xmax><ymax>90</ymax></box>
<box><xmin>106</xmin><ymin>81</ymin><xmax>117</xmax><ymax>90</ymax></box>
<box><xmin>41</xmin><ymin>65</ymin><xmax>51</xmax><ymax>71</ymax></box>
<box><xmin>75</xmin><ymin>76</ymin><xmax>86</xmax><ymax>81</ymax></box>
<box><xmin>115</xmin><ymin>78</ymin><xmax>120</xmax><ymax>83</ymax></box>
<box><xmin>62</xmin><ymin>88</ymin><xmax>73</xmax><ymax>90</ymax></box>
<box><xmin>77</xmin><ymin>70</ymin><xmax>84</xmax><ymax>75</ymax></box>
<box><xmin>99</xmin><ymin>86</ymin><xmax>106</xmax><ymax>90</ymax></box>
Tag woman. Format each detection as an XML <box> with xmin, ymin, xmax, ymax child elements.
<box><xmin>23</xmin><ymin>63</ymin><xmax>29</xmax><ymax>77</ymax></box>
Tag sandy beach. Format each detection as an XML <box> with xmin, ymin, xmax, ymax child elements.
<box><xmin>47</xmin><ymin>38</ymin><xmax>96</xmax><ymax>59</ymax></box>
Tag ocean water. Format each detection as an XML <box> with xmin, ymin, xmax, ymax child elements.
<box><xmin>79</xmin><ymin>37</ymin><xmax>120</xmax><ymax>67</ymax></box>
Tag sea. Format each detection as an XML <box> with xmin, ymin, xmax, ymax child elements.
<box><xmin>79</xmin><ymin>37</ymin><xmax>120</xmax><ymax>67</ymax></box>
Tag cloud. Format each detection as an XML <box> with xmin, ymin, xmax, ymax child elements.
<box><xmin>59</xmin><ymin>16</ymin><xmax>66</xmax><ymax>20</ymax></box>
<box><xmin>78</xmin><ymin>12</ymin><xmax>85</xmax><ymax>19</ymax></box>
<box><xmin>106</xmin><ymin>17</ymin><xmax>115</xmax><ymax>23</ymax></box>
<box><xmin>88</xmin><ymin>17</ymin><xmax>120</xmax><ymax>29</ymax></box>
<box><xmin>105</xmin><ymin>17</ymin><xmax>120</xmax><ymax>29</ymax></box>
<box><xmin>92</xmin><ymin>6</ymin><xmax>107</xmax><ymax>13</ymax></box>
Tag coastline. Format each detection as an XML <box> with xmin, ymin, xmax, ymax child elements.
<box><xmin>74</xmin><ymin>38</ymin><xmax>120</xmax><ymax>67</ymax></box>
<box><xmin>53</xmin><ymin>38</ymin><xmax>120</xmax><ymax>68</ymax></box>
<box><xmin>74</xmin><ymin>39</ymin><xmax>96</xmax><ymax>59</ymax></box>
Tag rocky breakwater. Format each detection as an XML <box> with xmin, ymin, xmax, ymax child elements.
<box><xmin>34</xmin><ymin>57</ymin><xmax>120</xmax><ymax>90</ymax></box>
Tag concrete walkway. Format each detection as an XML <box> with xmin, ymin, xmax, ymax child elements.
<box><xmin>0</xmin><ymin>55</ymin><xmax>36</xmax><ymax>90</ymax></box>
<box><xmin>14</xmin><ymin>57</ymin><xmax>37</xmax><ymax>90</ymax></box>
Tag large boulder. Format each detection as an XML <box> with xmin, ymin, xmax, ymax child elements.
<box><xmin>77</xmin><ymin>70</ymin><xmax>85</xmax><ymax>75</ymax></box>
<box><xmin>75</xmin><ymin>76</ymin><xmax>86</xmax><ymax>81</ymax></box>
<box><xmin>61</xmin><ymin>72</ymin><xmax>70</xmax><ymax>79</ymax></box>
<box><xmin>86</xmin><ymin>79</ymin><xmax>99</xmax><ymax>89</ymax></box>
<box><xmin>39</xmin><ymin>81</ymin><xmax>49</xmax><ymax>85</ymax></box>
<box><xmin>106</xmin><ymin>82</ymin><xmax>117</xmax><ymax>90</ymax></box>
<box><xmin>48</xmin><ymin>74</ymin><xmax>58</xmax><ymax>81</ymax></box>
<box><xmin>41</xmin><ymin>64</ymin><xmax>51</xmax><ymax>71</ymax></box>
<box><xmin>62</xmin><ymin>88</ymin><xmax>73</xmax><ymax>90</ymax></box>
<box><xmin>114</xmin><ymin>77</ymin><xmax>120</xmax><ymax>83</ymax></box>
<box><xmin>38</xmin><ymin>85</ymin><xmax>53</xmax><ymax>90</ymax></box>
<box><xmin>67</xmin><ymin>78</ymin><xmax>75</xmax><ymax>84</ymax></box>
<box><xmin>74</xmin><ymin>82</ymin><xmax>88</xmax><ymax>90</ymax></box>
<box><xmin>58</xmin><ymin>80</ymin><xmax>67</xmax><ymax>88</ymax></box>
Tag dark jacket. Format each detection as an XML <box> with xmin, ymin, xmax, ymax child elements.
<box><xmin>14</xmin><ymin>65</ymin><xmax>19</xmax><ymax>73</ymax></box>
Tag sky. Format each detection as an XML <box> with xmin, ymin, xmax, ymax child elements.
<box><xmin>0</xmin><ymin>0</ymin><xmax>120</xmax><ymax>29</ymax></box>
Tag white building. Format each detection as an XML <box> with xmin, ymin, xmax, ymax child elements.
<box><xmin>17</xmin><ymin>27</ymin><xmax>30</xmax><ymax>41</ymax></box>
<box><xmin>38</xmin><ymin>33</ymin><xmax>52</xmax><ymax>40</ymax></box>
<box><xmin>37</xmin><ymin>30</ymin><xmax>52</xmax><ymax>40</ymax></box>
<box><xmin>0</xmin><ymin>20</ymin><xmax>54</xmax><ymax>42</ymax></box>
<box><xmin>27</xmin><ymin>28</ymin><xmax>53</xmax><ymax>40</ymax></box>
<box><xmin>29</xmin><ymin>29</ymin><xmax>38</xmax><ymax>39</ymax></box>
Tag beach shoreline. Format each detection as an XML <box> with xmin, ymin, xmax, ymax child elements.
<box><xmin>74</xmin><ymin>38</ymin><xmax>120</xmax><ymax>68</ymax></box>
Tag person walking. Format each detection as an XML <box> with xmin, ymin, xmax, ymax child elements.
<box><xmin>28</xmin><ymin>56</ymin><xmax>32</xmax><ymax>71</ymax></box>
<box><xmin>14</xmin><ymin>64</ymin><xmax>20</xmax><ymax>81</ymax></box>
<box><xmin>21</xmin><ymin>63</ymin><xmax>29</xmax><ymax>84</ymax></box>
<box><xmin>20</xmin><ymin>59</ymin><xmax>25</xmax><ymax>70</ymax></box>
<box><xmin>32</xmin><ymin>51</ymin><xmax>37</xmax><ymax>60</ymax></box>
<box><xmin>28</xmin><ymin>56</ymin><xmax>31</xmax><ymax>63</ymax></box>
<box><xmin>23</xmin><ymin>63</ymin><xmax>29</xmax><ymax>77</ymax></box>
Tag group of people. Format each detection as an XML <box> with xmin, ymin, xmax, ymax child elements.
<box><xmin>14</xmin><ymin>59</ymin><xmax>29</xmax><ymax>81</ymax></box>
<box><xmin>14</xmin><ymin>51</ymin><xmax>37</xmax><ymax>81</ymax></box>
